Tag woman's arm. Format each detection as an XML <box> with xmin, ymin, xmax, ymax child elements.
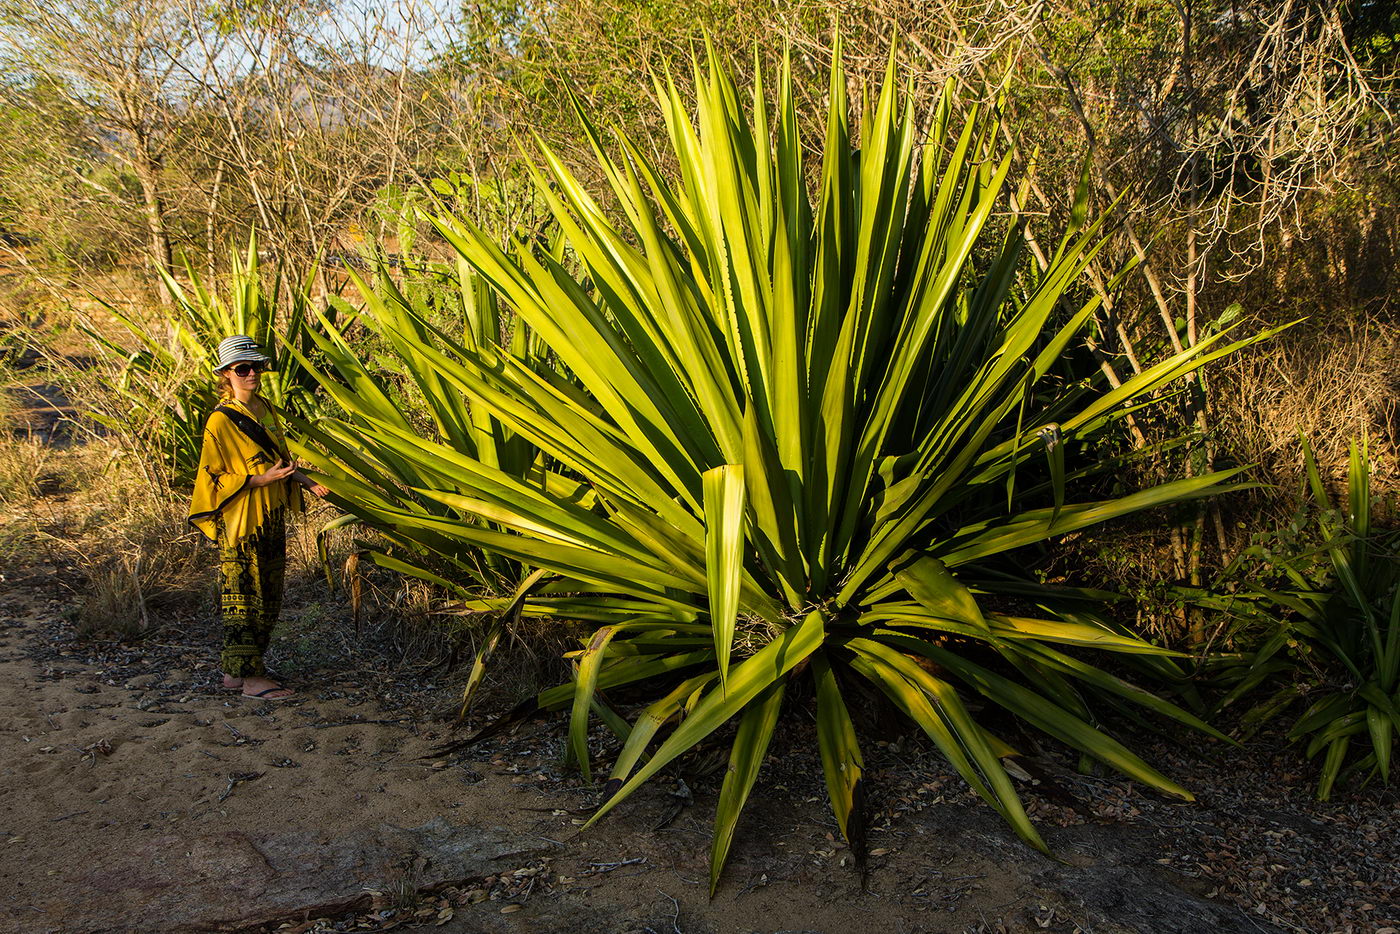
<box><xmin>258</xmin><ymin>399</ymin><xmax>329</xmax><ymax>498</ymax></box>
<box><xmin>290</xmin><ymin>468</ymin><xmax>330</xmax><ymax>498</ymax></box>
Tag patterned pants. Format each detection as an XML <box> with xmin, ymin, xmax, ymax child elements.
<box><xmin>216</xmin><ymin>510</ymin><xmax>287</xmax><ymax>678</ymax></box>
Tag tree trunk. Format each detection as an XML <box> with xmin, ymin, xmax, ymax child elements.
<box><xmin>205</xmin><ymin>160</ymin><xmax>225</xmax><ymax>280</ymax></box>
<box><xmin>131</xmin><ymin>143</ymin><xmax>174</xmax><ymax>304</ymax></box>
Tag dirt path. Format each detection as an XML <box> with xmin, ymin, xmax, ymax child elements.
<box><xmin>0</xmin><ymin>559</ymin><xmax>1393</xmax><ymax>934</ymax></box>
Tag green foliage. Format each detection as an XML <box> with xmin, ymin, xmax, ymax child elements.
<box><xmin>427</xmin><ymin>170</ymin><xmax>555</xmax><ymax>247</ymax></box>
<box><xmin>0</xmin><ymin>79</ymin><xmax>143</xmax><ymax>267</ymax></box>
<box><xmin>1209</xmin><ymin>438</ymin><xmax>1400</xmax><ymax>799</ymax></box>
<box><xmin>295</xmin><ymin>47</ymin><xmax>1272</xmax><ymax>885</ymax></box>
<box><xmin>81</xmin><ymin>234</ymin><xmax>319</xmax><ymax>488</ymax></box>
<box><xmin>445</xmin><ymin>0</ymin><xmax>759</xmax><ymax>119</ymax></box>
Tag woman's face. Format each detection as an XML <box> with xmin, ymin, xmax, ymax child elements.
<box><xmin>229</xmin><ymin>361</ymin><xmax>264</xmax><ymax>391</ymax></box>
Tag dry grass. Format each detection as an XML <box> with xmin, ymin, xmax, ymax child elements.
<box><xmin>0</xmin><ymin>430</ymin><xmax>54</xmax><ymax>510</ymax></box>
<box><xmin>1214</xmin><ymin>323</ymin><xmax>1400</xmax><ymax>496</ymax></box>
<box><xmin>0</xmin><ymin>429</ymin><xmax>211</xmax><ymax>636</ymax></box>
<box><xmin>0</xmin><ymin>291</ymin><xmax>212</xmax><ymax>635</ymax></box>
<box><xmin>68</xmin><ymin>489</ymin><xmax>210</xmax><ymax>638</ymax></box>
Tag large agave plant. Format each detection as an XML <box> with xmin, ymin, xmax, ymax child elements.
<box><xmin>297</xmin><ymin>47</ymin><xmax>1276</xmax><ymax>885</ymax></box>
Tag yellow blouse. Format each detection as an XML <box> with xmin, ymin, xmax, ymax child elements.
<box><xmin>188</xmin><ymin>396</ymin><xmax>302</xmax><ymax>545</ymax></box>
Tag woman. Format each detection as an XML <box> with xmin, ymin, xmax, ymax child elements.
<box><xmin>188</xmin><ymin>335</ymin><xmax>328</xmax><ymax>700</ymax></box>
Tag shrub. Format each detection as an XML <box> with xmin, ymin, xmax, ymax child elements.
<box><xmin>285</xmin><ymin>256</ymin><xmax>556</xmax><ymax>712</ymax></box>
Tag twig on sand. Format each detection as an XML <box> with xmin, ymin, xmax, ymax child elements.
<box><xmin>218</xmin><ymin>771</ymin><xmax>262</xmax><ymax>803</ymax></box>
<box><xmin>657</xmin><ymin>889</ymin><xmax>682</xmax><ymax>934</ymax></box>
<box><xmin>308</xmin><ymin>717</ymin><xmax>412</xmax><ymax>729</ymax></box>
<box><xmin>586</xmin><ymin>857</ymin><xmax>646</xmax><ymax>874</ymax></box>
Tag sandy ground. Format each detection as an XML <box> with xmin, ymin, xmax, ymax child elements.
<box><xmin>2</xmin><ymin>550</ymin><xmax>1397</xmax><ymax>934</ymax></box>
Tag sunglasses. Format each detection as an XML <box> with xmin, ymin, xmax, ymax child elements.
<box><xmin>231</xmin><ymin>362</ymin><xmax>267</xmax><ymax>377</ymax></box>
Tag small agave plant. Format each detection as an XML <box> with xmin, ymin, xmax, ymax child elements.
<box><xmin>296</xmin><ymin>45</ymin><xmax>1278</xmax><ymax>887</ymax></box>
<box><xmin>1210</xmin><ymin>438</ymin><xmax>1399</xmax><ymax>799</ymax></box>
<box><xmin>83</xmin><ymin>233</ymin><xmax>318</xmax><ymax>487</ymax></box>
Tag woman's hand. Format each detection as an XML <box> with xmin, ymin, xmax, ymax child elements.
<box><xmin>249</xmin><ymin>458</ymin><xmax>296</xmax><ymax>488</ymax></box>
<box><xmin>290</xmin><ymin>469</ymin><xmax>330</xmax><ymax>498</ymax></box>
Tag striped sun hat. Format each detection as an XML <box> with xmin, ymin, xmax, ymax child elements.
<box><xmin>214</xmin><ymin>335</ymin><xmax>272</xmax><ymax>371</ymax></box>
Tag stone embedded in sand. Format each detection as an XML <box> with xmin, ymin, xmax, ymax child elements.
<box><xmin>52</xmin><ymin>818</ymin><xmax>546</xmax><ymax>933</ymax></box>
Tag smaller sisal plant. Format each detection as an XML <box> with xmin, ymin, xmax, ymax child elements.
<box><xmin>1211</xmin><ymin>438</ymin><xmax>1399</xmax><ymax>799</ymax></box>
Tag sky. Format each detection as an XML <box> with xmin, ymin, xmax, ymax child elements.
<box><xmin>305</xmin><ymin>0</ymin><xmax>463</xmax><ymax>68</ymax></box>
<box><xmin>202</xmin><ymin>0</ymin><xmax>467</xmax><ymax>79</ymax></box>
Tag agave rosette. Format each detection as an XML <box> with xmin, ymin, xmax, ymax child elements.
<box><xmin>295</xmin><ymin>46</ymin><xmax>1278</xmax><ymax>886</ymax></box>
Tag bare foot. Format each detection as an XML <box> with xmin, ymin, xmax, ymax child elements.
<box><xmin>222</xmin><ymin>674</ymin><xmax>244</xmax><ymax>690</ymax></box>
<box><xmin>240</xmin><ymin>676</ymin><xmax>295</xmax><ymax>700</ymax></box>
